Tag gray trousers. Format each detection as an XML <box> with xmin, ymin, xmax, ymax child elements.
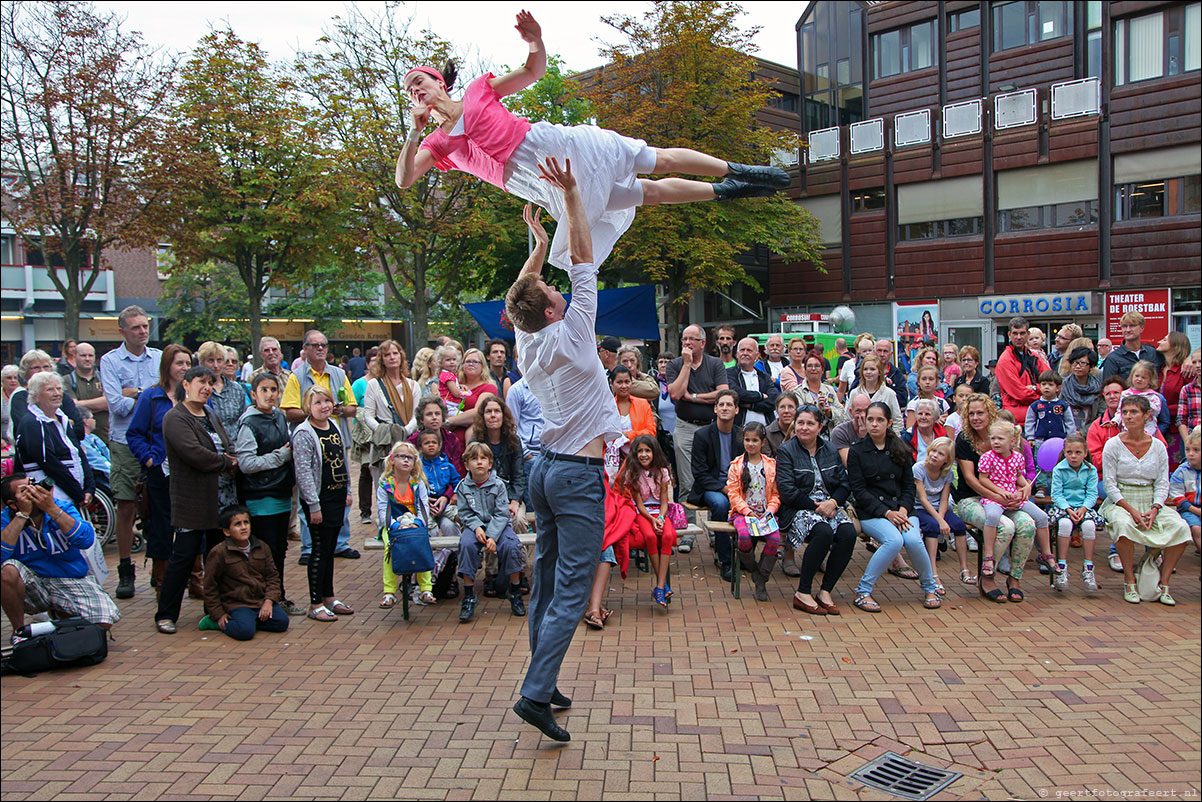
<box><xmin>672</xmin><ymin>418</ymin><xmax>701</xmax><ymax>498</ymax></box>
<box><xmin>520</xmin><ymin>454</ymin><xmax>606</xmax><ymax>704</ymax></box>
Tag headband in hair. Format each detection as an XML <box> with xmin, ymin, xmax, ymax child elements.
<box><xmin>404</xmin><ymin>66</ymin><xmax>446</xmax><ymax>87</ymax></box>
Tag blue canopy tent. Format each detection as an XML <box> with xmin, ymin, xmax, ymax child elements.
<box><xmin>465</xmin><ymin>284</ymin><xmax>660</xmax><ymax>341</ymax></box>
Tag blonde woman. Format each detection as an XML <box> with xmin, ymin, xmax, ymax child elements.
<box><xmin>197</xmin><ymin>341</ymin><xmax>248</xmax><ymax>432</ymax></box>
<box><xmin>445</xmin><ymin>347</ymin><xmax>498</xmax><ymax>448</ymax></box>
<box><xmin>411</xmin><ymin>347</ymin><xmax>437</xmax><ymax>398</ymax></box>
<box><xmin>362</xmin><ymin>339</ymin><xmax>422</xmax><ymax>487</ymax></box>
<box><xmin>376</xmin><ymin>440</ymin><xmax>435</xmax><ymax>608</ymax></box>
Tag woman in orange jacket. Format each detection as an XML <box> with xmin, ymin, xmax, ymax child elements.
<box><xmin>612</xmin><ymin>366</ymin><xmax>656</xmax><ymax>441</ymax></box>
<box><xmin>725</xmin><ymin>422</ymin><xmax>781</xmax><ymax>601</ymax></box>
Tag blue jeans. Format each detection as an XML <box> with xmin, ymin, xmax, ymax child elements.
<box><xmin>299</xmin><ymin>504</ymin><xmax>351</xmax><ymax>555</ymax></box>
<box><xmin>855</xmin><ymin>516</ymin><xmax>938</xmax><ymax>596</ymax></box>
<box><xmin>222</xmin><ymin>603</ymin><xmax>289</xmax><ymax>640</ymax></box>
<box><xmin>700</xmin><ymin>490</ymin><xmax>732</xmax><ymax>566</ymax></box>
<box><xmin>521</xmin><ymin>454</ymin><xmax>605</xmax><ymax>704</ymax></box>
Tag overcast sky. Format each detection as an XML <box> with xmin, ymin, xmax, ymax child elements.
<box><xmin>96</xmin><ymin>1</ymin><xmax>807</xmax><ymax>73</ymax></box>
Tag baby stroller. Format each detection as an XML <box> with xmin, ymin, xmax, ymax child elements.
<box><xmin>85</xmin><ymin>466</ymin><xmax>143</xmax><ymax>554</ymax></box>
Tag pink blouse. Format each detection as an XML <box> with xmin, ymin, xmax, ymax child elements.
<box><xmin>978</xmin><ymin>449</ymin><xmax>1026</xmax><ymax>494</ymax></box>
<box><xmin>419</xmin><ymin>74</ymin><xmax>532</xmax><ymax>190</ymax></box>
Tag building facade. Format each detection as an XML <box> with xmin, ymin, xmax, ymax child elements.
<box><xmin>771</xmin><ymin>0</ymin><xmax>1200</xmax><ymax>363</ymax></box>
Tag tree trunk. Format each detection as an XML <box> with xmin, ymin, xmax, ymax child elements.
<box><xmin>62</xmin><ymin>285</ymin><xmax>82</xmax><ymax>342</ymax></box>
<box><xmin>248</xmin><ymin>289</ymin><xmax>263</xmax><ymax>369</ymax></box>
<box><xmin>410</xmin><ymin>250</ymin><xmax>430</xmax><ymax>350</ymax></box>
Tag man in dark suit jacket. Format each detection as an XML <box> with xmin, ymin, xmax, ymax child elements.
<box><xmin>726</xmin><ymin>337</ymin><xmax>777</xmax><ymax>428</ymax></box>
<box><xmin>688</xmin><ymin>389</ymin><xmax>744</xmax><ymax>581</ymax></box>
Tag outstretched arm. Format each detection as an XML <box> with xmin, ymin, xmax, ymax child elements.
<box><xmin>395</xmin><ymin>108</ymin><xmax>438</xmax><ymax>189</ymax></box>
<box><xmin>490</xmin><ymin>10</ymin><xmax>547</xmax><ymax>97</ymax></box>
<box><xmin>537</xmin><ymin>157</ymin><xmax>591</xmax><ymax>264</ymax></box>
<box><xmin>517</xmin><ymin>204</ymin><xmax>549</xmax><ymax>278</ymax></box>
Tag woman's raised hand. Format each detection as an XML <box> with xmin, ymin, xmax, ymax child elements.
<box><xmin>410</xmin><ymin>102</ymin><xmax>431</xmax><ymax>133</ymax></box>
<box><xmin>515</xmin><ymin>10</ymin><xmax>542</xmax><ymax>43</ymax></box>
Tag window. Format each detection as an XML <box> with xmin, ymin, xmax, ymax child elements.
<box><xmin>1115</xmin><ymin>3</ymin><xmax>1201</xmax><ymax>85</ymax></box>
<box><xmin>998</xmin><ymin>201</ymin><xmax>1099</xmax><ymax>232</ymax></box>
<box><xmin>1115</xmin><ymin>176</ymin><xmax>1202</xmax><ymax>220</ymax></box>
<box><xmin>993</xmin><ymin>1</ymin><xmax>1073</xmax><ymax>52</ymax></box>
<box><xmin>800</xmin><ymin>195</ymin><xmax>843</xmax><ymax>245</ymax></box>
<box><xmin>899</xmin><ymin>217</ymin><xmax>982</xmax><ymax>241</ymax></box>
<box><xmin>799</xmin><ymin>3</ymin><xmax>865</xmax><ymax>134</ymax></box>
<box><xmin>1086</xmin><ymin>1</ymin><xmax>1103</xmax><ymax>78</ymax></box>
<box><xmin>949</xmin><ymin>7</ymin><xmax>980</xmax><ymax>33</ymax></box>
<box><xmin>873</xmin><ymin>20</ymin><xmax>937</xmax><ymax>79</ymax></box>
<box><xmin>0</xmin><ymin>234</ymin><xmax>13</xmax><ymax>265</ymax></box>
<box><xmin>852</xmin><ymin>189</ymin><xmax>886</xmax><ymax>212</ymax></box>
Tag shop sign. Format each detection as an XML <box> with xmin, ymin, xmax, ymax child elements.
<box><xmin>1105</xmin><ymin>290</ymin><xmax>1171</xmax><ymax>343</ymax></box>
<box><xmin>978</xmin><ymin>293</ymin><xmax>1093</xmax><ymax>317</ymax></box>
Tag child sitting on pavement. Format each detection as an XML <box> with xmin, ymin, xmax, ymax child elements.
<box><xmin>201</xmin><ymin>505</ymin><xmax>289</xmax><ymax>640</ymax></box>
<box><xmin>455</xmin><ymin>441</ymin><xmax>525</xmax><ymax>623</ymax></box>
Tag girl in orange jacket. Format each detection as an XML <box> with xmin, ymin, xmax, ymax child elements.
<box><xmin>725</xmin><ymin>422</ymin><xmax>781</xmax><ymax>600</ymax></box>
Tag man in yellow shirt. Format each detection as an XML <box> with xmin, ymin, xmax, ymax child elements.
<box><xmin>281</xmin><ymin>330</ymin><xmax>361</xmax><ymax>561</ymax></box>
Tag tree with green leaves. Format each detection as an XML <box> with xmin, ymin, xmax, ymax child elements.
<box><xmin>154</xmin><ymin>29</ymin><xmax>359</xmax><ymax>362</ymax></box>
<box><xmin>586</xmin><ymin>0</ymin><xmax>824</xmax><ymax>352</ymax></box>
<box><xmin>0</xmin><ymin>1</ymin><xmax>175</xmax><ymax>340</ymax></box>
<box><xmin>298</xmin><ymin>5</ymin><xmax>519</xmax><ymax>350</ymax></box>
<box><xmin>157</xmin><ymin>257</ymin><xmax>248</xmax><ymax>347</ymax></box>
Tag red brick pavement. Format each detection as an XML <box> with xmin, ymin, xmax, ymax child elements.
<box><xmin>2</xmin><ymin>515</ymin><xmax>1199</xmax><ymax>800</ymax></box>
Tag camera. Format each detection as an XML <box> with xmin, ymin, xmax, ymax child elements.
<box><xmin>35</xmin><ymin>477</ymin><xmax>54</xmax><ymax>490</ymax></box>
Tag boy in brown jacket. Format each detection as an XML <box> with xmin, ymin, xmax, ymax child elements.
<box><xmin>202</xmin><ymin>505</ymin><xmax>289</xmax><ymax>640</ymax></box>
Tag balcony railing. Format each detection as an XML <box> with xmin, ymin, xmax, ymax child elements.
<box><xmin>0</xmin><ymin>263</ymin><xmax>115</xmax><ymax>310</ymax></box>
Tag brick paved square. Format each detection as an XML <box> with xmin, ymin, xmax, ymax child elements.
<box><xmin>2</xmin><ymin>517</ymin><xmax>1198</xmax><ymax>800</ymax></box>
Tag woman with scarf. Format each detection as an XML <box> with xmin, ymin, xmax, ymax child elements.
<box><xmin>1060</xmin><ymin>346</ymin><xmax>1102</xmax><ymax>433</ymax></box>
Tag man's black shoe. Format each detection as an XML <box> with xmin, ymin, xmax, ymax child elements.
<box><xmin>726</xmin><ymin>162</ymin><xmax>790</xmax><ymax>188</ymax></box>
<box><xmin>550</xmin><ymin>689</ymin><xmax>572</xmax><ymax>708</ymax></box>
<box><xmin>510</xmin><ymin>593</ymin><xmax>526</xmax><ymax>617</ymax></box>
<box><xmin>513</xmin><ymin>697</ymin><xmax>570</xmax><ymax>741</ymax></box>
<box><xmin>459</xmin><ymin>595</ymin><xmax>477</xmax><ymax>623</ymax></box>
<box><xmin>298</xmin><ymin>554</ymin><xmax>310</xmax><ymax>566</ymax></box>
<box><xmin>720</xmin><ymin>563</ymin><xmax>733</xmax><ymax>583</ymax></box>
<box><xmin>335</xmin><ymin>548</ymin><xmax>361</xmax><ymax>559</ymax></box>
<box><xmin>116</xmin><ymin>562</ymin><xmax>135</xmax><ymax>599</ymax></box>
<box><xmin>712</xmin><ymin>178</ymin><xmax>776</xmax><ymax>201</ymax></box>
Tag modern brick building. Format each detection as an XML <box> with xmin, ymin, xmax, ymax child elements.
<box><xmin>770</xmin><ymin>0</ymin><xmax>1200</xmax><ymax>363</ymax></box>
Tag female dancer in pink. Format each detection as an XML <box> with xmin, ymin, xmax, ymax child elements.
<box><xmin>395</xmin><ymin>10</ymin><xmax>789</xmax><ymax>269</ymax></box>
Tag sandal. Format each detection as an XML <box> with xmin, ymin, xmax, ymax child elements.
<box><xmin>960</xmin><ymin>570</ymin><xmax>978</xmax><ymax>585</ymax></box>
<box><xmin>653</xmin><ymin>587</ymin><xmax>668</xmax><ymax>608</ymax></box>
<box><xmin>923</xmin><ymin>593</ymin><xmax>942</xmax><ymax>609</ymax></box>
<box><xmin>417</xmin><ymin>591</ymin><xmax>437</xmax><ymax>605</ymax></box>
<box><xmin>583</xmin><ymin>611</ymin><xmax>605</xmax><ymax>630</ymax></box>
<box><xmin>1123</xmin><ymin>583</ymin><xmax>1140</xmax><ymax>604</ymax></box>
<box><xmin>1006</xmin><ymin>580</ymin><xmax>1024</xmax><ymax>603</ymax></box>
<box><xmin>379</xmin><ymin>594</ymin><xmax>397</xmax><ymax>609</ymax></box>
<box><xmin>980</xmin><ymin>557</ymin><xmax>996</xmax><ymax>578</ymax></box>
<box><xmin>155</xmin><ymin>619</ymin><xmax>177</xmax><ymax>634</ymax></box>
<box><xmin>600</xmin><ymin>607</ymin><xmax>614</xmax><ymax>624</ymax></box>
<box><xmin>933</xmin><ymin>582</ymin><xmax>947</xmax><ymax>596</ymax></box>
<box><xmin>308</xmin><ymin>606</ymin><xmax>337</xmax><ymax>622</ymax></box>
<box><xmin>664</xmin><ymin>584</ymin><xmax>673</xmax><ymax>601</ymax></box>
<box><xmin>330</xmin><ymin>601</ymin><xmax>354</xmax><ymax>615</ymax></box>
<box><xmin>853</xmin><ymin>594</ymin><xmax>882</xmax><ymax>613</ymax></box>
<box><xmin>888</xmin><ymin>566</ymin><xmax>920</xmax><ymax>580</ymax></box>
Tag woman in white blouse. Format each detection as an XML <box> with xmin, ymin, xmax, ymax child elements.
<box><xmin>361</xmin><ymin>340</ymin><xmax>421</xmax><ymax>486</ymax></box>
<box><xmin>847</xmin><ymin>355</ymin><xmax>902</xmax><ymax>434</ymax></box>
<box><xmin>1101</xmin><ymin>394</ymin><xmax>1191</xmax><ymax>605</ymax></box>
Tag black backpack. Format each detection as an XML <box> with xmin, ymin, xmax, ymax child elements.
<box><xmin>2</xmin><ymin>618</ymin><xmax>108</xmax><ymax>675</ymax></box>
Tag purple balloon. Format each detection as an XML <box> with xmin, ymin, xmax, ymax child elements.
<box><xmin>1037</xmin><ymin>438</ymin><xmax>1065</xmax><ymax>473</ymax></box>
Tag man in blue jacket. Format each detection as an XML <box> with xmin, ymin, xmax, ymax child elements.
<box><xmin>1</xmin><ymin>473</ymin><xmax>120</xmax><ymax>642</ymax></box>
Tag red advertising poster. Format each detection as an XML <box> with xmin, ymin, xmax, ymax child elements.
<box><xmin>1105</xmin><ymin>290</ymin><xmax>1171</xmax><ymax>344</ymax></box>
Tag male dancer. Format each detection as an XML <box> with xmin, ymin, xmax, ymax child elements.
<box><xmin>505</xmin><ymin>157</ymin><xmax>620</xmax><ymax>742</ymax></box>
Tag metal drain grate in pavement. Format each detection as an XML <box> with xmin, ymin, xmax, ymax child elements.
<box><xmin>847</xmin><ymin>752</ymin><xmax>962</xmax><ymax>801</ymax></box>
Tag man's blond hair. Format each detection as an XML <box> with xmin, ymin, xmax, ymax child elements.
<box><xmin>506</xmin><ymin>274</ymin><xmax>552</xmax><ymax>333</ymax></box>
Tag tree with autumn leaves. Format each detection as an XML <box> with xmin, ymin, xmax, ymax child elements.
<box><xmin>0</xmin><ymin>1</ymin><xmax>175</xmax><ymax>341</ymax></box>
<box><xmin>586</xmin><ymin>0</ymin><xmax>823</xmax><ymax>352</ymax></box>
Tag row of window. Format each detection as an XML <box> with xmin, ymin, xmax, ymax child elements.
<box><xmin>847</xmin><ymin>176</ymin><xmax>1199</xmax><ymax>241</ymax></box>
<box><xmin>867</xmin><ymin>1</ymin><xmax>1199</xmax><ymax>86</ymax></box>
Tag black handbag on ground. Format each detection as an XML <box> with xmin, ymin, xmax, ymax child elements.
<box><xmin>2</xmin><ymin>618</ymin><xmax>108</xmax><ymax>675</ymax></box>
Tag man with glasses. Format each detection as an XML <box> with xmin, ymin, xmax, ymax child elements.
<box><xmin>666</xmin><ymin>324</ymin><xmax>729</xmax><ymax>552</ymax></box>
<box><xmin>1048</xmin><ymin>324</ymin><xmax>1082</xmax><ymax>367</ymax></box>
<box><xmin>99</xmin><ymin>305</ymin><xmax>162</xmax><ymax>599</ymax></box>
<box><xmin>1101</xmin><ymin>311</ymin><xmax>1163</xmax><ymax>381</ymax></box>
<box><xmin>281</xmin><ymin>330</ymin><xmax>360</xmax><ymax>561</ymax></box>
<box><xmin>250</xmin><ymin>336</ymin><xmax>293</xmax><ymax>388</ymax></box>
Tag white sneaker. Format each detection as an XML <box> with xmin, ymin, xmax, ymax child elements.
<box><xmin>949</xmin><ymin>536</ymin><xmax>957</xmax><ymax>552</ymax></box>
<box><xmin>678</xmin><ymin>535</ymin><xmax>694</xmax><ymax>554</ymax></box>
<box><xmin>1108</xmin><ymin>553</ymin><xmax>1122</xmax><ymax>572</ymax></box>
<box><xmin>1081</xmin><ymin>565</ymin><xmax>1098</xmax><ymax>592</ymax></box>
<box><xmin>1053</xmin><ymin>567</ymin><xmax>1068</xmax><ymax>592</ymax></box>
<box><xmin>966</xmin><ymin>534</ymin><xmax>978</xmax><ymax>552</ymax></box>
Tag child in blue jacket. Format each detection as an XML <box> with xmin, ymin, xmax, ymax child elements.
<box><xmin>1050</xmin><ymin>433</ymin><xmax>1106</xmax><ymax>593</ymax></box>
<box><xmin>419</xmin><ymin>428</ymin><xmax>461</xmax><ymax>538</ymax></box>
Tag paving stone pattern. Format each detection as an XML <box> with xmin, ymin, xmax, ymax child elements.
<box><xmin>2</xmin><ymin>511</ymin><xmax>1199</xmax><ymax>800</ymax></box>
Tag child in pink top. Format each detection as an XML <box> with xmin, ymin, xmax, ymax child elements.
<box><xmin>395</xmin><ymin>11</ymin><xmax>789</xmax><ymax>271</ymax></box>
<box><xmin>975</xmin><ymin>421</ymin><xmax>1050</xmax><ymax>596</ymax></box>
<box><xmin>435</xmin><ymin>346</ymin><xmax>464</xmax><ymax>412</ymax></box>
